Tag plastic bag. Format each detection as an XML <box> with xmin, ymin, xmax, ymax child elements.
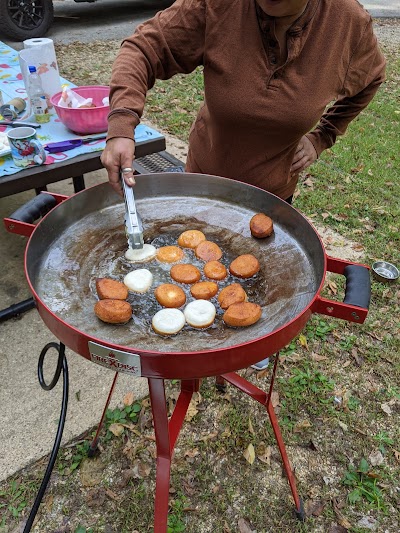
<box><xmin>58</xmin><ymin>86</ymin><xmax>94</xmax><ymax>108</ymax></box>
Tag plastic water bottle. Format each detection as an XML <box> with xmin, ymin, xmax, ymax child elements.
<box><xmin>28</xmin><ymin>65</ymin><xmax>50</xmax><ymax>123</ymax></box>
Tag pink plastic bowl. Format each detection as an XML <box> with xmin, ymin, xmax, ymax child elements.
<box><xmin>50</xmin><ymin>85</ymin><xmax>110</xmax><ymax>135</ymax></box>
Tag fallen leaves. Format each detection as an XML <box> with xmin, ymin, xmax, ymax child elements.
<box><xmin>256</xmin><ymin>442</ymin><xmax>272</xmax><ymax>465</ymax></box>
<box><xmin>368</xmin><ymin>450</ymin><xmax>384</xmax><ymax>467</ymax></box>
<box><xmin>108</xmin><ymin>423</ymin><xmax>124</xmax><ymax>437</ymax></box>
<box><xmin>123</xmin><ymin>391</ymin><xmax>135</xmax><ymax>406</ymax></box>
<box><xmin>305</xmin><ymin>499</ymin><xmax>326</xmax><ymax>517</ymax></box>
<box><xmin>303</xmin><ymin>176</ymin><xmax>314</xmax><ymax>189</ymax></box>
<box><xmin>298</xmin><ymin>334</ymin><xmax>309</xmax><ymax>349</ymax></box>
<box><xmin>185</xmin><ymin>392</ymin><xmax>202</xmax><ymax>421</ymax></box>
<box><xmin>197</xmin><ymin>431</ymin><xmax>218</xmax><ymax>443</ymax></box>
<box><xmin>238</xmin><ymin>517</ymin><xmax>256</xmax><ymax>533</ymax></box>
<box><xmin>79</xmin><ymin>457</ymin><xmax>105</xmax><ymax>487</ymax></box>
<box><xmin>356</xmin><ymin>515</ymin><xmax>378</xmax><ymax>530</ymax></box>
<box><xmin>86</xmin><ymin>487</ymin><xmax>106</xmax><ymax>508</ymax></box>
<box><xmin>243</xmin><ymin>443</ymin><xmax>256</xmax><ymax>465</ymax></box>
<box><xmin>293</xmin><ymin>419</ymin><xmax>312</xmax><ymax>433</ymax></box>
<box><xmin>329</xmin><ymin>525</ymin><xmax>348</xmax><ymax>533</ymax></box>
<box><xmin>311</xmin><ymin>352</ymin><xmax>328</xmax><ymax>362</ymax></box>
<box><xmin>270</xmin><ymin>390</ymin><xmax>280</xmax><ymax>408</ymax></box>
<box><xmin>332</xmin><ymin>498</ymin><xmax>352</xmax><ymax>530</ymax></box>
<box><xmin>350</xmin><ymin>348</ymin><xmax>364</xmax><ymax>367</ymax></box>
<box><xmin>255</xmin><ymin>366</ymin><xmax>269</xmax><ymax>380</ymax></box>
<box><xmin>248</xmin><ymin>418</ymin><xmax>255</xmax><ymax>436</ymax></box>
<box><xmin>380</xmin><ymin>402</ymin><xmax>392</xmax><ymax>415</ymax></box>
<box><xmin>328</xmin><ymin>280</ymin><xmax>338</xmax><ymax>295</ymax></box>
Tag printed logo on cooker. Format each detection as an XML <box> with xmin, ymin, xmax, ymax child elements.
<box><xmin>90</xmin><ymin>350</ymin><xmax>140</xmax><ymax>375</ymax></box>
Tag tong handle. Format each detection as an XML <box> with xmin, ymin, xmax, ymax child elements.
<box><xmin>122</xmin><ymin>178</ymin><xmax>140</xmax><ymax>228</ymax></box>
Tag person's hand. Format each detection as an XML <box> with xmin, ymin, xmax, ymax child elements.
<box><xmin>101</xmin><ymin>137</ymin><xmax>136</xmax><ymax>195</ymax></box>
<box><xmin>290</xmin><ymin>135</ymin><xmax>317</xmax><ymax>176</ymax></box>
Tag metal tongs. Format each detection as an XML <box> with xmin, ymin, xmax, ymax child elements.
<box><xmin>121</xmin><ymin>174</ymin><xmax>144</xmax><ymax>250</ymax></box>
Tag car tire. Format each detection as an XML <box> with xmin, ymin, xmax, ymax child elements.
<box><xmin>0</xmin><ymin>0</ymin><xmax>54</xmax><ymax>41</ymax></box>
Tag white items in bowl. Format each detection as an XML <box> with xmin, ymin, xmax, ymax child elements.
<box><xmin>0</xmin><ymin>132</ymin><xmax>10</xmax><ymax>152</ymax></box>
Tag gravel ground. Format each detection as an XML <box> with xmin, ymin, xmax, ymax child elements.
<box><xmin>374</xmin><ymin>18</ymin><xmax>400</xmax><ymax>49</ymax></box>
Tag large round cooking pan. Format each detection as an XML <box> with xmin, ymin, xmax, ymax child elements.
<box><xmin>5</xmin><ymin>173</ymin><xmax>370</xmax><ymax>379</ymax></box>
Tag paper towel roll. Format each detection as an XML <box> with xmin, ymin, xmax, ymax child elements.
<box><xmin>19</xmin><ymin>38</ymin><xmax>62</xmax><ymax>108</ymax></box>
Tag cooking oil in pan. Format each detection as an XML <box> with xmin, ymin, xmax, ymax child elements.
<box><xmin>39</xmin><ymin>208</ymin><xmax>315</xmax><ymax>352</ymax></box>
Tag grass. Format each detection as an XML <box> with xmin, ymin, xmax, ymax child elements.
<box><xmin>1</xmin><ymin>23</ymin><xmax>399</xmax><ymax>533</ymax></box>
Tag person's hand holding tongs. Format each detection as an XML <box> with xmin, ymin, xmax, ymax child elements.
<box><xmin>121</xmin><ymin>167</ymin><xmax>144</xmax><ymax>250</ymax></box>
<box><xmin>100</xmin><ymin>137</ymin><xmax>143</xmax><ymax>250</ymax></box>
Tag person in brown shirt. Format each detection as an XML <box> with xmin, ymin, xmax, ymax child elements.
<box><xmin>101</xmin><ymin>0</ymin><xmax>385</xmax><ymax>202</ymax></box>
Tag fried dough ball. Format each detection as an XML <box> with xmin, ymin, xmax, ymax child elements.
<box><xmin>124</xmin><ymin>269</ymin><xmax>153</xmax><ymax>293</ymax></box>
<box><xmin>152</xmin><ymin>308</ymin><xmax>186</xmax><ymax>336</ymax></box>
<box><xmin>94</xmin><ymin>299</ymin><xmax>132</xmax><ymax>324</ymax></box>
<box><xmin>155</xmin><ymin>283</ymin><xmax>186</xmax><ymax>308</ymax></box>
<box><xmin>223</xmin><ymin>302</ymin><xmax>262</xmax><ymax>327</ymax></box>
<box><xmin>190</xmin><ymin>281</ymin><xmax>219</xmax><ymax>300</ymax></box>
<box><xmin>218</xmin><ymin>283</ymin><xmax>247</xmax><ymax>310</ymax></box>
<box><xmin>184</xmin><ymin>300</ymin><xmax>216</xmax><ymax>328</ymax></box>
<box><xmin>96</xmin><ymin>278</ymin><xmax>128</xmax><ymax>300</ymax></box>
<box><xmin>170</xmin><ymin>263</ymin><xmax>201</xmax><ymax>284</ymax></box>
<box><xmin>204</xmin><ymin>260</ymin><xmax>227</xmax><ymax>281</ymax></box>
<box><xmin>195</xmin><ymin>240</ymin><xmax>223</xmax><ymax>262</ymax></box>
<box><xmin>250</xmin><ymin>213</ymin><xmax>274</xmax><ymax>238</ymax></box>
<box><xmin>229</xmin><ymin>254</ymin><xmax>260</xmax><ymax>278</ymax></box>
<box><xmin>125</xmin><ymin>244</ymin><xmax>157</xmax><ymax>263</ymax></box>
<box><xmin>177</xmin><ymin>229</ymin><xmax>206</xmax><ymax>249</ymax></box>
<box><xmin>156</xmin><ymin>245</ymin><xmax>185</xmax><ymax>263</ymax></box>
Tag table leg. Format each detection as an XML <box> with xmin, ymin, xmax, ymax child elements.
<box><xmin>72</xmin><ymin>175</ymin><xmax>86</xmax><ymax>192</ymax></box>
<box><xmin>0</xmin><ymin>297</ymin><xmax>36</xmax><ymax>322</ymax></box>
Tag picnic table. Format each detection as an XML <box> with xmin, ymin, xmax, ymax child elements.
<box><xmin>0</xmin><ymin>40</ymin><xmax>166</xmax><ymax>198</ymax></box>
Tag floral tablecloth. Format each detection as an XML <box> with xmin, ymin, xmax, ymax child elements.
<box><xmin>0</xmin><ymin>41</ymin><xmax>163</xmax><ymax>176</ymax></box>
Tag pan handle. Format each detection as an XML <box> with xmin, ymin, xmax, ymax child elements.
<box><xmin>312</xmin><ymin>256</ymin><xmax>371</xmax><ymax>324</ymax></box>
<box><xmin>9</xmin><ymin>193</ymin><xmax>57</xmax><ymax>224</ymax></box>
<box><xmin>343</xmin><ymin>264</ymin><xmax>371</xmax><ymax>309</ymax></box>
<box><xmin>4</xmin><ymin>192</ymin><xmax>66</xmax><ymax>237</ymax></box>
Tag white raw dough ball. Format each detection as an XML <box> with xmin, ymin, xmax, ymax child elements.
<box><xmin>124</xmin><ymin>269</ymin><xmax>153</xmax><ymax>293</ymax></box>
<box><xmin>125</xmin><ymin>244</ymin><xmax>157</xmax><ymax>263</ymax></box>
<box><xmin>152</xmin><ymin>308</ymin><xmax>186</xmax><ymax>335</ymax></box>
<box><xmin>184</xmin><ymin>299</ymin><xmax>216</xmax><ymax>328</ymax></box>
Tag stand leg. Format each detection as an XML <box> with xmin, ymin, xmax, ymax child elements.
<box><xmin>222</xmin><ymin>358</ymin><xmax>303</xmax><ymax>517</ymax></box>
<box><xmin>215</xmin><ymin>375</ymin><xmax>226</xmax><ymax>392</ymax></box>
<box><xmin>266</xmin><ymin>401</ymin><xmax>301</xmax><ymax>512</ymax></box>
<box><xmin>88</xmin><ymin>372</ymin><xmax>119</xmax><ymax>457</ymax></box>
<box><xmin>148</xmin><ymin>378</ymin><xmax>172</xmax><ymax>533</ymax></box>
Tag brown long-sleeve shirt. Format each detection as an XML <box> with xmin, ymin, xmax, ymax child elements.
<box><xmin>107</xmin><ymin>0</ymin><xmax>385</xmax><ymax>200</ymax></box>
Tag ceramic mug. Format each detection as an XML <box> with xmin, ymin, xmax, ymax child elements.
<box><xmin>7</xmin><ymin>126</ymin><xmax>46</xmax><ymax>168</ymax></box>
